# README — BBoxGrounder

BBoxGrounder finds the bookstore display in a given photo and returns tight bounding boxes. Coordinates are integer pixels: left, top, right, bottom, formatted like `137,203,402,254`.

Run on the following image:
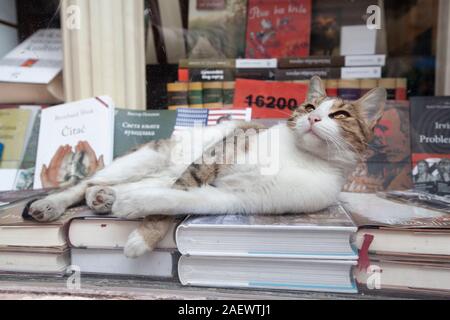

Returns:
0,0,449,300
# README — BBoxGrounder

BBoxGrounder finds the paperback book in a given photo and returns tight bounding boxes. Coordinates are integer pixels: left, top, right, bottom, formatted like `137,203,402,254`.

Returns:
33,97,115,189
410,97,450,195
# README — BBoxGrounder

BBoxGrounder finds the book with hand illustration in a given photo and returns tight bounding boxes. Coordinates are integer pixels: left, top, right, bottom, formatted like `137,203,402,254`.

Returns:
33,97,115,189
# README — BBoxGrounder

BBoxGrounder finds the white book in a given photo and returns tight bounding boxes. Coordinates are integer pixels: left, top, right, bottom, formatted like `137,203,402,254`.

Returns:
33,96,115,189
0,29,62,84
0,249,70,274
179,256,357,293
176,205,358,260
341,66,382,79
71,248,179,278
68,217,179,250
344,54,386,67
340,25,377,56
236,59,277,69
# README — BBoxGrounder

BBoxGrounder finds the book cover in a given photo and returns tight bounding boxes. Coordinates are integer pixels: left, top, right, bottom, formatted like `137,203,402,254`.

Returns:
245,0,311,58
0,29,62,84
33,97,115,189
114,109,176,158
0,109,32,169
410,97,450,195
187,0,248,59
344,101,412,192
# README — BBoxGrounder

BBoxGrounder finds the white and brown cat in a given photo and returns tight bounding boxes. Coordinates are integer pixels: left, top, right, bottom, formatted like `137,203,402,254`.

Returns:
29,76,386,257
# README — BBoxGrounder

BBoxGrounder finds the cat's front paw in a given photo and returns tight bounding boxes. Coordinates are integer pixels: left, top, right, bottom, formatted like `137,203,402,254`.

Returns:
29,199,65,222
85,186,116,214
124,230,150,258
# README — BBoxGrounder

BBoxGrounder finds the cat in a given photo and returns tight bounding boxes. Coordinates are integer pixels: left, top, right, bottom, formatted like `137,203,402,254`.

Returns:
29,76,386,258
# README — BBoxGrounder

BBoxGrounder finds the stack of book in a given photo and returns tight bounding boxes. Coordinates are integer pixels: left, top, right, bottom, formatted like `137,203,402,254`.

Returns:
0,199,74,275
341,192,450,295
176,205,359,294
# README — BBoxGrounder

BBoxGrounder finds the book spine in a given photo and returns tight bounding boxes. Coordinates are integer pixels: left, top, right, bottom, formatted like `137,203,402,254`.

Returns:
188,69,235,82
203,82,223,109
274,68,341,81
167,82,189,110
344,54,386,67
325,79,338,97
235,59,277,69
338,79,361,101
179,59,236,69
341,67,382,79
278,56,344,68
395,78,407,100
235,68,275,80
378,78,396,100
188,82,203,108
360,79,378,96
222,81,235,108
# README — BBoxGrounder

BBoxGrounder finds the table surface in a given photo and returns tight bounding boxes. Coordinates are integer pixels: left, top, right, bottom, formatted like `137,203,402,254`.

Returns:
0,275,445,300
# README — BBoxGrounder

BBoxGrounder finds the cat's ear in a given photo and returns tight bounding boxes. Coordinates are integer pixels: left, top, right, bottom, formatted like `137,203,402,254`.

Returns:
307,76,326,101
355,87,386,129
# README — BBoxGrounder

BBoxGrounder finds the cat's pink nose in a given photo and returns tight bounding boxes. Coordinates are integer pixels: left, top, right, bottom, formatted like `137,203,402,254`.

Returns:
308,115,321,125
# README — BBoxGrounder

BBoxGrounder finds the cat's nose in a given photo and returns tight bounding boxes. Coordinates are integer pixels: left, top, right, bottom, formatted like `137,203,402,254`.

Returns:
308,115,321,125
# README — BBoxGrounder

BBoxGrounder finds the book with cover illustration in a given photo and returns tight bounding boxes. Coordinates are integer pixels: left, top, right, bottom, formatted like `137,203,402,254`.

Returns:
410,97,450,195
114,109,176,158
344,101,412,193
33,97,115,190
176,204,357,259
245,0,311,58
0,108,34,191
187,0,247,59
0,29,64,104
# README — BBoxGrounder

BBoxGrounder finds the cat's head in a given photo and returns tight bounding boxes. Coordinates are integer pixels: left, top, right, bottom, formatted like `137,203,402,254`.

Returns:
288,76,386,165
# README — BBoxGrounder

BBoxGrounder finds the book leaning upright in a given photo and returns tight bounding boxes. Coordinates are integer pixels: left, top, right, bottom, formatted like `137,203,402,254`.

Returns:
177,205,359,293
33,96,115,189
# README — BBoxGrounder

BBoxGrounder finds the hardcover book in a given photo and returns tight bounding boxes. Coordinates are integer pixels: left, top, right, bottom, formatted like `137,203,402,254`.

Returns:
344,101,412,193
114,109,176,158
245,0,312,58
176,204,358,259
71,248,179,278
410,97,450,195
33,97,115,189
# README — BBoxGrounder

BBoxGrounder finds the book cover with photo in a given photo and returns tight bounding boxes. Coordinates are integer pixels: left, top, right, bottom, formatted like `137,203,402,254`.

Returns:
245,0,311,58
410,97,450,195
344,101,412,193
33,97,115,190
187,0,248,59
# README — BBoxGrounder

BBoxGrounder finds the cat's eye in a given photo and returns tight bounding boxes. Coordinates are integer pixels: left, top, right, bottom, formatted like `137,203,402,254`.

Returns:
330,111,351,119
304,104,315,113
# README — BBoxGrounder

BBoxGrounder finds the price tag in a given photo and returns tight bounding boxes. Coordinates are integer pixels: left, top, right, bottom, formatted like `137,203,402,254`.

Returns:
233,79,308,119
